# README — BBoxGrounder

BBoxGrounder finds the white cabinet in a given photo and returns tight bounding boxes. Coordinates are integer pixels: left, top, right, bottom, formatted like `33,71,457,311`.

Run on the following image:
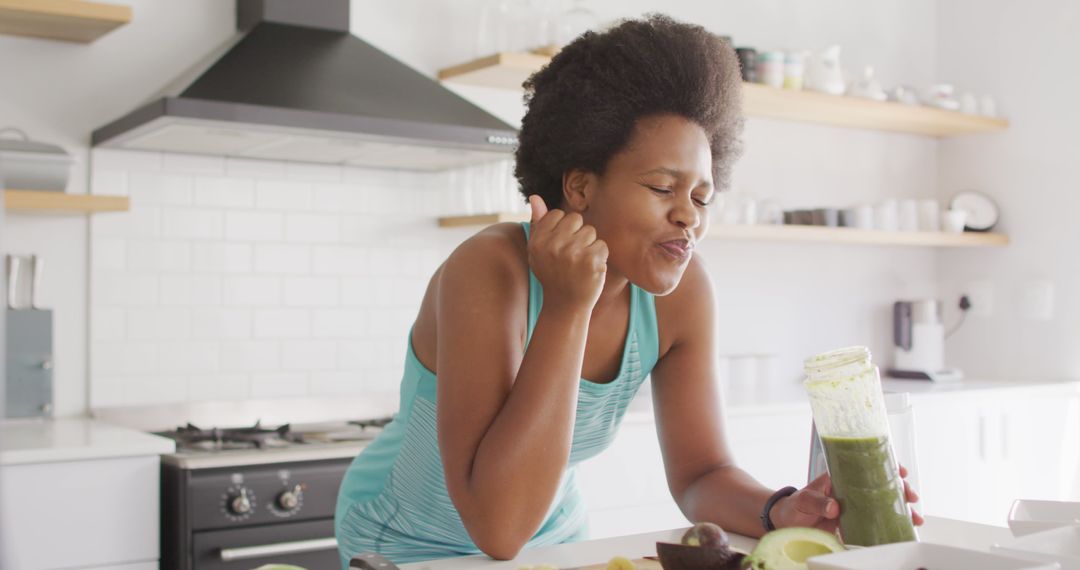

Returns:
577,383,1080,537
910,385,1080,526
0,455,161,570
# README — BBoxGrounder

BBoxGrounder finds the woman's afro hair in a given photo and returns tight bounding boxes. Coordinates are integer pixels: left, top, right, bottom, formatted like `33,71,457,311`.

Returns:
514,13,744,209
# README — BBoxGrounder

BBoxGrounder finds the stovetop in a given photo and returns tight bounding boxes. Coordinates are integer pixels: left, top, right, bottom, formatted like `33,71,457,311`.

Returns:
155,417,393,469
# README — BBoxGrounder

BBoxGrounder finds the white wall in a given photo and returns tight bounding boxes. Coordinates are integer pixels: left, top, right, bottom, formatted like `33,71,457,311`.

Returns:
936,0,1080,380
2,0,971,414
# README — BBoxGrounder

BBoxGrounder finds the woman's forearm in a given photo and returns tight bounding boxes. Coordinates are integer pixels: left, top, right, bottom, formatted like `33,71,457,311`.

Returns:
454,303,592,556
678,464,774,538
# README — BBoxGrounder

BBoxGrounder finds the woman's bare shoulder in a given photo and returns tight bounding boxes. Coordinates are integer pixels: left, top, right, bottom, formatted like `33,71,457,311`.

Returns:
438,222,530,290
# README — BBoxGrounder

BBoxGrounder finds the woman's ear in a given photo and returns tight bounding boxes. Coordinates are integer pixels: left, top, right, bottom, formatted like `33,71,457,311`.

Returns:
561,169,593,213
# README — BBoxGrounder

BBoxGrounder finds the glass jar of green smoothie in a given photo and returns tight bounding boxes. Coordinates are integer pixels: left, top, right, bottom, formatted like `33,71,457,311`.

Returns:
804,346,917,547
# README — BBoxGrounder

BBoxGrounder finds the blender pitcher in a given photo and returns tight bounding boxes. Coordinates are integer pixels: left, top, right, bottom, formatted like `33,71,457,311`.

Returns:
804,346,917,546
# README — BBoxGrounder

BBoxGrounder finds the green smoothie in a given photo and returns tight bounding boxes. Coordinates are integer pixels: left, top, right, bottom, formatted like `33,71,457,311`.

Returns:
821,435,917,546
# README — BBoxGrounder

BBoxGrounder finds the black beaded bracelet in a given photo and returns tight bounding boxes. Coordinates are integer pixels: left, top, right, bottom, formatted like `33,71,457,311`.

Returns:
761,486,798,532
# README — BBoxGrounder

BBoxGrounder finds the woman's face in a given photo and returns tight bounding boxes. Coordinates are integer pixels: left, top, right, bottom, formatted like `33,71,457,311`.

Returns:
577,113,714,296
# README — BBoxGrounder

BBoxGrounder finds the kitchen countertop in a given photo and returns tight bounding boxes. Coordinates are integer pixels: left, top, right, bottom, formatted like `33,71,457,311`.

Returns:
398,515,1014,569
0,417,175,466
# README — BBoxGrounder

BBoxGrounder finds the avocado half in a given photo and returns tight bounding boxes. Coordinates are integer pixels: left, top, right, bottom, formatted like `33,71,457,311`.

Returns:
742,527,844,570
655,541,744,570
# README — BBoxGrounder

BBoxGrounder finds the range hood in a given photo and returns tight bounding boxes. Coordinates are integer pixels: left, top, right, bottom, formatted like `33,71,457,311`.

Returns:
91,0,518,171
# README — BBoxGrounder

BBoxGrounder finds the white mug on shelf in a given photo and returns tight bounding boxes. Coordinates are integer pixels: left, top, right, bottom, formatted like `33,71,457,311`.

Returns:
942,209,968,234
918,199,941,232
899,199,919,232
875,199,899,232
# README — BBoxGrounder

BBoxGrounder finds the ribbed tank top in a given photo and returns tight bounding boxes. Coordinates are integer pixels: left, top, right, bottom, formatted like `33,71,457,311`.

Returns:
335,223,660,565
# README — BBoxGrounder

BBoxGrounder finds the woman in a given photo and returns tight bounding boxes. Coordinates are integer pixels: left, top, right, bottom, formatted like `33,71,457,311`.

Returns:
336,14,920,565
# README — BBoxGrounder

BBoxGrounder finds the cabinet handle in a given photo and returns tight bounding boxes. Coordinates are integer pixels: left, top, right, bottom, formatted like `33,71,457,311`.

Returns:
219,537,337,561
978,415,987,461
1001,414,1009,460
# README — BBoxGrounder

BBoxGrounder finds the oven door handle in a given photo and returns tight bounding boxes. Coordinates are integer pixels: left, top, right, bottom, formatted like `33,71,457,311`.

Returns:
219,537,338,561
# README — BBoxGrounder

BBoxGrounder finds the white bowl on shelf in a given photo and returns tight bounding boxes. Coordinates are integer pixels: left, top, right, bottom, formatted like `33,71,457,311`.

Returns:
806,542,1059,570
1009,499,1080,537
993,525,1080,570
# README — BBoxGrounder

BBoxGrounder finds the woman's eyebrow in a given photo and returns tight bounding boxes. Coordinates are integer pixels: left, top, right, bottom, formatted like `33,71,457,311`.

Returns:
638,166,682,177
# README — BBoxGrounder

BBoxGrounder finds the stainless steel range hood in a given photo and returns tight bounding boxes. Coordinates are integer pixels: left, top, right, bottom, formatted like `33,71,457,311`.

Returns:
91,0,518,171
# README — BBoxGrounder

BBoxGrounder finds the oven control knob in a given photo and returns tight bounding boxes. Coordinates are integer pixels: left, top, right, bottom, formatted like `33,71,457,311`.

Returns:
277,484,303,511
229,487,252,515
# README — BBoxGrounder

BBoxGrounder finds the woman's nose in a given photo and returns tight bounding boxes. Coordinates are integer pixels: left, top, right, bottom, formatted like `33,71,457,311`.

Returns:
670,198,701,229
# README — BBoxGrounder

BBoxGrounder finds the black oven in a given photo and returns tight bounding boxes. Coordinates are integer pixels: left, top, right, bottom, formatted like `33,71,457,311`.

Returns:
163,458,352,570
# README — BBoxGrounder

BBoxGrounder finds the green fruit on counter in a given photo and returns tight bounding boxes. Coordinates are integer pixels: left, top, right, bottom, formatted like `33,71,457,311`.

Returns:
742,527,844,570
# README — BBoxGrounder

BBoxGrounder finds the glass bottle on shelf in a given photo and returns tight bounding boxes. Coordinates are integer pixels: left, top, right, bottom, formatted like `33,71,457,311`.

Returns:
477,0,550,57
548,0,598,51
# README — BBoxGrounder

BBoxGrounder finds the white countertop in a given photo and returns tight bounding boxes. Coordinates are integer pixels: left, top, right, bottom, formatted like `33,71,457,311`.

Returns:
398,516,1014,569
0,417,175,466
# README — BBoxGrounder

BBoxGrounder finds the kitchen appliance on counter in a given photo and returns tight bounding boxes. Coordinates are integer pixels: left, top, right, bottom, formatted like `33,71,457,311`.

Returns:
5,254,53,418
887,300,963,382
96,398,397,570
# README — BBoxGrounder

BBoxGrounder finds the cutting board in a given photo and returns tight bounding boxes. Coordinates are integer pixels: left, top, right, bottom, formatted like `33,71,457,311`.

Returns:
572,558,663,570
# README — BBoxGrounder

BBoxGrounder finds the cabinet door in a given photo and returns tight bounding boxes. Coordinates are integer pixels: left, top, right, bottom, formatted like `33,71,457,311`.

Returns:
726,407,813,490
576,420,686,538
1000,391,1080,503
0,456,160,570
912,396,982,522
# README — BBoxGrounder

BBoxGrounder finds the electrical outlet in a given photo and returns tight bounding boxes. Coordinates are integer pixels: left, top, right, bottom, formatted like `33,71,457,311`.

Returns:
965,281,994,317
1018,280,1055,321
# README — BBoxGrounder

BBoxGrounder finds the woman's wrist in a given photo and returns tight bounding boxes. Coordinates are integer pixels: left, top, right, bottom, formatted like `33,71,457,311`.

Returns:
760,486,798,531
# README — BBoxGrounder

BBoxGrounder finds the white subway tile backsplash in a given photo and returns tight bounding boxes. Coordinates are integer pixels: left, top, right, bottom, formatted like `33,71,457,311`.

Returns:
225,211,284,241
126,308,190,340
309,371,365,395
256,180,312,210
338,340,381,370
227,157,286,180
158,342,219,374
254,308,311,338
254,244,310,274
286,162,341,183
192,243,252,273
161,209,223,240
129,173,194,206
91,308,126,341
91,206,160,238
89,151,484,405
221,341,280,372
188,374,250,401
340,276,377,307
223,276,281,306
91,170,128,197
281,340,337,370
251,372,309,398
91,238,126,271
92,342,159,376
311,183,368,213
312,246,368,275
191,308,252,340
122,376,188,405
285,213,340,243
283,277,338,306
163,153,225,175
128,241,191,272
312,309,366,338
92,149,163,172
93,272,159,306
194,177,255,208
160,275,222,306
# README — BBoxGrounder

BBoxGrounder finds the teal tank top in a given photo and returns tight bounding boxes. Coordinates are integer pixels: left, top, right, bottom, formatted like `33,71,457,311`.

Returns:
335,223,660,566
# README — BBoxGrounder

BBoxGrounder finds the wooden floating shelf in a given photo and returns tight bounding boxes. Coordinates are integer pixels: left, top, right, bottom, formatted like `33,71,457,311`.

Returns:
0,0,131,43
4,190,130,214
438,53,1009,137
436,213,1009,248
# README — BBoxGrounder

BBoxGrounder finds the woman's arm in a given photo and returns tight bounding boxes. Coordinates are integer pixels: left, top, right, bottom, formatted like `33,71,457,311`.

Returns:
651,256,784,537
437,198,608,559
